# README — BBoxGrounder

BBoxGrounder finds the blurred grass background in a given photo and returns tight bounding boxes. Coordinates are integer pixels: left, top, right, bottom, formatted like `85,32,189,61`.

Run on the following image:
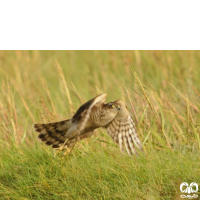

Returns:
0,50,200,199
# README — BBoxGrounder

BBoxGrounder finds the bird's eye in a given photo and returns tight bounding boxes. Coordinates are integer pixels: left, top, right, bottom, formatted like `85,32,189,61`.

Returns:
112,104,116,108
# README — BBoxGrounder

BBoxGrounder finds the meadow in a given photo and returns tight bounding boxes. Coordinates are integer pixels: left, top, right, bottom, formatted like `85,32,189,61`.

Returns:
0,50,200,199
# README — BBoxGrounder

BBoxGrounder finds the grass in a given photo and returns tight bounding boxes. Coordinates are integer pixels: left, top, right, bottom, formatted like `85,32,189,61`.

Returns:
0,50,200,199
1,144,199,200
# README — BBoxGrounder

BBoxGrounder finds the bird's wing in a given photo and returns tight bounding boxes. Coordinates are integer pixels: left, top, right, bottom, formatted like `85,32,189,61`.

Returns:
34,93,107,149
71,93,107,135
105,100,143,155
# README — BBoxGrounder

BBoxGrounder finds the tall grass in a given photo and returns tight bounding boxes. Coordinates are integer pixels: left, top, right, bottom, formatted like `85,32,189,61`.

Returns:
0,50,200,199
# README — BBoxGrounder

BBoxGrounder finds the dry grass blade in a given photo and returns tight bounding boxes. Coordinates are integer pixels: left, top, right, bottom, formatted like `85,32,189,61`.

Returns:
21,96,35,122
170,83,199,113
55,59,74,114
131,68,172,149
70,82,84,104
41,78,58,121
126,88,139,124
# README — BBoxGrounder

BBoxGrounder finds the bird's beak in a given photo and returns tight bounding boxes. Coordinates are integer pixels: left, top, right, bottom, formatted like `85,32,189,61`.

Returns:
116,105,120,110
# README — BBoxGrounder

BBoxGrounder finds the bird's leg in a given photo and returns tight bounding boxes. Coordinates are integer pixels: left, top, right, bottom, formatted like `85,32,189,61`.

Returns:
53,139,69,158
62,142,76,157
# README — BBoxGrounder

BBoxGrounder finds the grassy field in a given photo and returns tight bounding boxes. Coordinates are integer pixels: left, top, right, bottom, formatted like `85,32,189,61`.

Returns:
0,50,200,199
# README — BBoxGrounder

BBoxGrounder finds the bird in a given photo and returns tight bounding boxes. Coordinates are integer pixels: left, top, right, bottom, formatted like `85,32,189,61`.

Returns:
34,93,143,156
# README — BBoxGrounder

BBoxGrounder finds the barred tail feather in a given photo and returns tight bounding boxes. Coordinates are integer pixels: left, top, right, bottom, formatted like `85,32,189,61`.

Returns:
34,119,72,148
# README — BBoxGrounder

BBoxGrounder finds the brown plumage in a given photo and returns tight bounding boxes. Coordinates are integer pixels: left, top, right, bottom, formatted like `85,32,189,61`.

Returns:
34,93,143,155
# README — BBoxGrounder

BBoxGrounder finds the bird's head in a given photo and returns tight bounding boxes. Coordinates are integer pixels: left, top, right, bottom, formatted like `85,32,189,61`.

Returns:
105,102,121,111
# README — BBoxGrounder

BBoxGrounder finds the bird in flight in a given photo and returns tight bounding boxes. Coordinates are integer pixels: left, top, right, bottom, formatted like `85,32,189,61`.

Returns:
34,93,143,156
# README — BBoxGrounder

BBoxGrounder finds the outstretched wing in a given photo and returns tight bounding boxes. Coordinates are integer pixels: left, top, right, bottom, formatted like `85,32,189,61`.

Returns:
70,93,107,136
34,93,107,148
105,100,143,155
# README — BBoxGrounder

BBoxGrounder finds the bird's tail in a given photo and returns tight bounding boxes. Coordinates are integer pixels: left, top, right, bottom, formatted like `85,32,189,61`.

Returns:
34,119,72,148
